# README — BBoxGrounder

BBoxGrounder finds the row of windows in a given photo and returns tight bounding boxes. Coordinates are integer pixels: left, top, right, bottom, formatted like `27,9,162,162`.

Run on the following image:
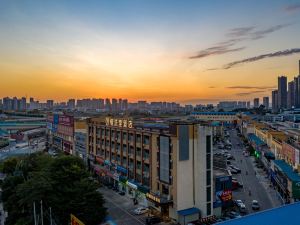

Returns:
89,126,150,145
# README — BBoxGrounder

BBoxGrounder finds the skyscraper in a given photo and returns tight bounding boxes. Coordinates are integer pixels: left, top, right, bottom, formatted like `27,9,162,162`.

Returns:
272,90,278,112
263,97,269,109
278,76,287,109
253,98,259,108
67,99,76,109
287,81,295,109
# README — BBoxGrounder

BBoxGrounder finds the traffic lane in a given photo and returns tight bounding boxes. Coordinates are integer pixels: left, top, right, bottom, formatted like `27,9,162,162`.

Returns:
229,130,273,212
99,187,146,225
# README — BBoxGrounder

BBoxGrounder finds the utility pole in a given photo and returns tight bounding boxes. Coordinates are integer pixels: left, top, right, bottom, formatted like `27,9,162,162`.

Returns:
49,207,53,225
40,200,44,225
33,201,37,225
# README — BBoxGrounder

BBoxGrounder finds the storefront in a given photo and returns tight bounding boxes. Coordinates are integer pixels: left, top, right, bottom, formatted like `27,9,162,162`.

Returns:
146,192,173,219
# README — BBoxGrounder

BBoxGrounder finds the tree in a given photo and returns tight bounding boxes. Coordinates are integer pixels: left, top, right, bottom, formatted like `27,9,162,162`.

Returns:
1,154,107,225
2,157,18,175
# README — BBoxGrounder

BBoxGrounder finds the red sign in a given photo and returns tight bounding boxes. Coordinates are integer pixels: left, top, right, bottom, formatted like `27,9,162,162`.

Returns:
220,190,232,201
58,115,74,126
96,156,104,164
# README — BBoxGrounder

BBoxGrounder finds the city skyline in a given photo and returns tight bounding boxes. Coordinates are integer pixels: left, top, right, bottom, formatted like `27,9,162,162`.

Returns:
1,0,300,103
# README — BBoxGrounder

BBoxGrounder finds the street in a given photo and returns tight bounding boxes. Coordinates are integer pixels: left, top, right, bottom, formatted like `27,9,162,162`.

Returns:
99,187,147,225
228,129,282,214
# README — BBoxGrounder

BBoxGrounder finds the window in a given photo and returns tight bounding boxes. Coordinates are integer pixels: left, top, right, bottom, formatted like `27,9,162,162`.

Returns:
143,135,150,145
206,170,211,186
206,154,211,169
136,147,141,157
206,135,211,154
123,132,127,140
136,134,141,143
207,203,211,215
206,186,211,202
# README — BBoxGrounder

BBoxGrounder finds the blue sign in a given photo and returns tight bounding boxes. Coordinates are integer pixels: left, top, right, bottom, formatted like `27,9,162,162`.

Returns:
117,165,127,174
53,114,59,124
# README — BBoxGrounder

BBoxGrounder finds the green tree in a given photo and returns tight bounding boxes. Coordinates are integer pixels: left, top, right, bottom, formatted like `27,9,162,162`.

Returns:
2,154,107,225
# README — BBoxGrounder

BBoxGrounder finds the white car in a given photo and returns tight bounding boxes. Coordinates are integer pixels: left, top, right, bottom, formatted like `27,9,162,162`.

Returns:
133,207,148,215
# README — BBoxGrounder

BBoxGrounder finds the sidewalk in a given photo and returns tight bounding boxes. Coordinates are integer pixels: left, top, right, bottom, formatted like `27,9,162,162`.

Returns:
251,158,283,208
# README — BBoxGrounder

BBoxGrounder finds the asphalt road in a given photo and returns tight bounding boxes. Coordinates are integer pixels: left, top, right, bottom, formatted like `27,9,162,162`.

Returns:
99,187,147,225
228,129,282,214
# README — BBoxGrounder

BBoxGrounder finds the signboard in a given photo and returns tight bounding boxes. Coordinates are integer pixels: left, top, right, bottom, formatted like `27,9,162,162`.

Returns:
57,124,74,136
59,115,74,126
71,214,85,225
292,181,300,199
295,149,300,165
105,117,133,128
146,193,161,203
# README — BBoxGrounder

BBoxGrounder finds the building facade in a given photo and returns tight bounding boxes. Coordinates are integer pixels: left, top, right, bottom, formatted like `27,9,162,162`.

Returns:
87,117,213,223
47,114,74,154
278,76,287,109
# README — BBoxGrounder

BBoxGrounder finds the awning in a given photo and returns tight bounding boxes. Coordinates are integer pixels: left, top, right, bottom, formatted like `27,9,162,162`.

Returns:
177,207,200,216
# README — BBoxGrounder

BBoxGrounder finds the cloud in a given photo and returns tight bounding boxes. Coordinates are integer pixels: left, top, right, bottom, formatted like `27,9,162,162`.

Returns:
250,24,292,40
285,4,300,12
236,90,266,96
227,86,276,90
227,26,255,37
188,40,245,59
223,48,300,69
189,24,292,59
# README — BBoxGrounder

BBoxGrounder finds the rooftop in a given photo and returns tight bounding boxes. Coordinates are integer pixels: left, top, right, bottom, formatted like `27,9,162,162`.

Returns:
217,202,300,225
192,112,237,116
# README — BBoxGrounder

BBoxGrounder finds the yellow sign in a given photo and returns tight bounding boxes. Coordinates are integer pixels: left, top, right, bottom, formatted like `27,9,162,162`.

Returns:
146,193,161,203
71,214,85,225
105,117,133,128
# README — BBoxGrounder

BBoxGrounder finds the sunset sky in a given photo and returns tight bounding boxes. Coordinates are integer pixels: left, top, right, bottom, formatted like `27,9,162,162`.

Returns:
1,0,300,104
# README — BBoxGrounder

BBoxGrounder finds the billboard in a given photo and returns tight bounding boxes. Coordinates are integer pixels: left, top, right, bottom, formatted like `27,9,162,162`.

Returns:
58,115,74,126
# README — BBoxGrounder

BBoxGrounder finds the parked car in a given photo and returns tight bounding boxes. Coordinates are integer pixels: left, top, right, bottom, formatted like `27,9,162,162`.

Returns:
227,211,242,219
230,169,238,174
146,216,161,225
133,207,149,215
252,200,260,210
234,199,243,207
229,165,241,173
118,191,125,196
239,203,247,213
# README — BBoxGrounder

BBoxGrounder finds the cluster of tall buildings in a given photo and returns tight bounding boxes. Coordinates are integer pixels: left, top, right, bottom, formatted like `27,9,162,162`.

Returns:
272,61,300,112
217,101,251,110
2,97,27,111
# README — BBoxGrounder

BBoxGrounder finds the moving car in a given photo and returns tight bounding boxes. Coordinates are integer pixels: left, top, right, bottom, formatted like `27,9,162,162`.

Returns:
230,168,238,174
252,200,260,210
146,216,161,225
133,207,148,215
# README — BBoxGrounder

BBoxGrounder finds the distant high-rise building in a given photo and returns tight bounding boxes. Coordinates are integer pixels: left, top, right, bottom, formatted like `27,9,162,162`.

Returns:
253,98,259,108
287,81,295,109
123,99,128,110
105,98,111,111
67,99,76,109
272,90,278,112
294,76,300,108
246,101,251,108
263,97,269,109
0,99,2,110
111,98,118,112
278,76,287,109
20,97,27,111
46,100,54,109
